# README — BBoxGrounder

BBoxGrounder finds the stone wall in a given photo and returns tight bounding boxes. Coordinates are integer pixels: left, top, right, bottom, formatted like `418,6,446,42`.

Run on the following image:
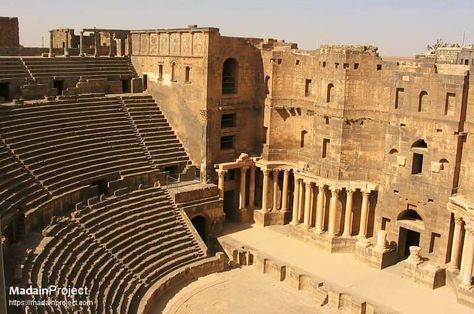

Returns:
0,17,19,48
262,44,470,265
130,27,265,180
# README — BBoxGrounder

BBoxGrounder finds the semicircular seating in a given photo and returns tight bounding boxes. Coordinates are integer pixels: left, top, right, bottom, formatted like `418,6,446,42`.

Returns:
22,186,205,314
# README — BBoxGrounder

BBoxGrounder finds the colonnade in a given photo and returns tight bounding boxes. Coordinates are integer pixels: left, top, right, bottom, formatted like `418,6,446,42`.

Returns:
277,174,372,238
215,160,376,239
48,29,128,58
449,215,474,287
217,164,256,211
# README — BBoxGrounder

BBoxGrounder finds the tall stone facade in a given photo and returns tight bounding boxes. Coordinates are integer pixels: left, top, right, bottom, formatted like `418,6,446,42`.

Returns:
0,17,19,48
130,26,265,181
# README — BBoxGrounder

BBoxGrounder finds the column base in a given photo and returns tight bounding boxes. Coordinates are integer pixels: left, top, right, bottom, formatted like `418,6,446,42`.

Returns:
254,209,291,227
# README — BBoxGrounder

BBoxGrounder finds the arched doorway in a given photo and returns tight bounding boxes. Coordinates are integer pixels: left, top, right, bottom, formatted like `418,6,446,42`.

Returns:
191,215,207,244
397,209,424,260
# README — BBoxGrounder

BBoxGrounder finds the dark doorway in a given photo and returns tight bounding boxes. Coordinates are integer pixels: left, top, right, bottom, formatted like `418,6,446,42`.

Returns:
191,216,207,243
122,79,131,93
398,227,420,260
143,74,148,90
91,179,108,196
0,82,10,102
53,80,64,96
223,190,235,219
165,165,178,177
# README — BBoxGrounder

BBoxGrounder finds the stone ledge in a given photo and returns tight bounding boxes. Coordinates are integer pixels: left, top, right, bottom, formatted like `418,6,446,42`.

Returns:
403,260,446,289
354,239,397,269
137,253,227,314
218,235,399,314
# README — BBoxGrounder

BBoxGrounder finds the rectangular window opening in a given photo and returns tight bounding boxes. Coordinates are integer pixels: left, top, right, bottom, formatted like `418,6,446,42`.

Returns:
305,79,312,96
185,66,191,82
322,138,330,158
395,87,404,109
220,135,235,150
221,113,236,128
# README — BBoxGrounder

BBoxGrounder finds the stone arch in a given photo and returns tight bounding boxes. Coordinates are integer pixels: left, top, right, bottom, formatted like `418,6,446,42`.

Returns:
326,83,334,103
389,148,398,155
418,91,428,112
411,139,428,149
300,130,307,148
397,209,423,222
222,58,238,94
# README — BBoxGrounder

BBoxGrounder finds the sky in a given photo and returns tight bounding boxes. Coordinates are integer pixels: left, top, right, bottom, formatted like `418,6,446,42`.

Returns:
1,0,473,56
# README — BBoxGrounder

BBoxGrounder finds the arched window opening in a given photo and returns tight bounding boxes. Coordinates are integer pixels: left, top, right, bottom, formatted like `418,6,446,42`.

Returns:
389,148,398,155
222,58,237,94
265,75,270,95
439,158,449,170
300,130,307,148
411,139,428,149
411,139,427,175
418,91,428,112
397,209,423,221
326,83,334,103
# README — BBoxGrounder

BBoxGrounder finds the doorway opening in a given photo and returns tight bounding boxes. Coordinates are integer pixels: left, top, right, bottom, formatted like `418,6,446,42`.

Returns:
143,74,148,90
0,82,10,102
398,227,420,260
122,79,131,93
53,80,64,95
223,190,235,220
191,215,207,243
91,179,108,196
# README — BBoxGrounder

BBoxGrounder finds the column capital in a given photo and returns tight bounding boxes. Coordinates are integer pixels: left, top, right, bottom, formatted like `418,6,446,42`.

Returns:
283,168,291,174
241,166,249,172
273,168,279,174
329,185,340,194
466,222,474,235
217,168,227,177
454,215,463,226
362,190,371,198
262,168,272,176
346,187,355,195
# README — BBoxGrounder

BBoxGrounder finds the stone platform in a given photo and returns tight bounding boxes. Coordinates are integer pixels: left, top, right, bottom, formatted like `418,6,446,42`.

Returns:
218,222,471,314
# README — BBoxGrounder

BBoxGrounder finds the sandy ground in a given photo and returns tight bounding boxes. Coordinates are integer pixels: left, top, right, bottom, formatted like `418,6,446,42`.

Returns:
158,267,342,314
218,223,471,314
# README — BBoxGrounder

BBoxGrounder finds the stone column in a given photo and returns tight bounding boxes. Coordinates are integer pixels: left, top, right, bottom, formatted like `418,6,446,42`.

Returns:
449,215,464,271
297,179,305,222
358,190,371,238
272,169,279,211
48,30,54,57
239,167,248,210
328,186,340,236
290,178,300,224
303,182,312,227
217,169,227,199
261,169,271,212
248,165,255,211
64,30,70,57
108,32,115,57
281,169,290,212
79,31,85,56
314,184,325,233
342,188,354,237
94,30,99,57
461,225,474,287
